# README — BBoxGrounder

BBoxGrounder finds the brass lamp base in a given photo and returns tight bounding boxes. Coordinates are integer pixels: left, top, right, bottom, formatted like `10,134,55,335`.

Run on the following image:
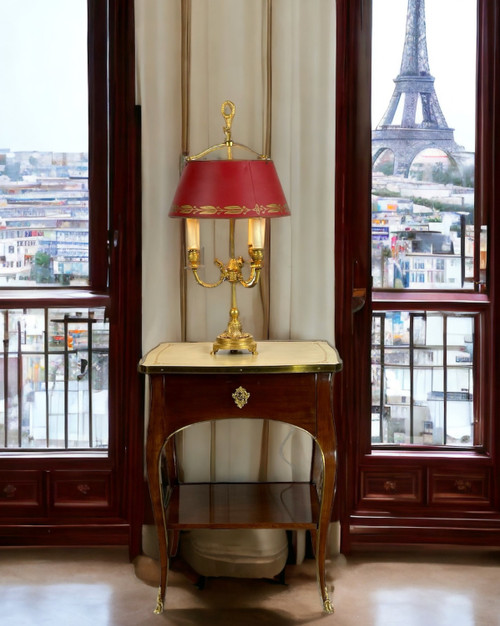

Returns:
211,300,258,355
211,331,257,355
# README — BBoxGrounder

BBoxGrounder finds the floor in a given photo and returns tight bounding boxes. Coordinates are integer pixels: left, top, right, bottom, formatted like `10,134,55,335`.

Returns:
0,546,499,626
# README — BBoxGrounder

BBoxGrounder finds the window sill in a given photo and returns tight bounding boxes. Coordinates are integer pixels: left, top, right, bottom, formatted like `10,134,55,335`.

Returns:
372,290,489,311
369,448,490,461
0,288,109,308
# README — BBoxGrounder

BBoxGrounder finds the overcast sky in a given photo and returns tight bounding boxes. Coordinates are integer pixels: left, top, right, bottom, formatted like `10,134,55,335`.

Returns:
0,0,87,153
373,0,477,152
0,0,477,154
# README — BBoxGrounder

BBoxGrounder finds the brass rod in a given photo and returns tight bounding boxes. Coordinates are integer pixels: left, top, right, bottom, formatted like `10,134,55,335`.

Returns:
180,0,191,342
264,0,272,158
262,0,273,340
181,0,191,157
229,220,238,320
229,219,236,258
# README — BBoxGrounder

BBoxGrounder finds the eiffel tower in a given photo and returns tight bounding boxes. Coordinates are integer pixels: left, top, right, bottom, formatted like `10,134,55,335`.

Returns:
372,0,465,178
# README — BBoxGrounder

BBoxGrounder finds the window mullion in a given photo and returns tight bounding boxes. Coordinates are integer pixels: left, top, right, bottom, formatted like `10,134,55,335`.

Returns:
44,309,50,448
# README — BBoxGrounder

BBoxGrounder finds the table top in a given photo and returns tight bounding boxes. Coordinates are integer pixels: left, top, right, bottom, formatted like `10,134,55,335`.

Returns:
138,340,342,374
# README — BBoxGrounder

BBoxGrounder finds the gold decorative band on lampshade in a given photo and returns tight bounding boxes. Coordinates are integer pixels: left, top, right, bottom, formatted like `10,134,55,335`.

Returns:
169,159,290,219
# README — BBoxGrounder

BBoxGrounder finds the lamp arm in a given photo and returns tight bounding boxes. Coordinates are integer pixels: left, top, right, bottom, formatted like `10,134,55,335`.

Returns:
191,268,226,289
188,251,226,288
239,246,263,288
239,265,261,289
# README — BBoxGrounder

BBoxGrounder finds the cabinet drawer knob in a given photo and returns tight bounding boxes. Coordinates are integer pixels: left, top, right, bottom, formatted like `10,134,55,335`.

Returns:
384,480,397,493
232,386,250,409
77,483,91,495
454,479,472,493
2,484,17,498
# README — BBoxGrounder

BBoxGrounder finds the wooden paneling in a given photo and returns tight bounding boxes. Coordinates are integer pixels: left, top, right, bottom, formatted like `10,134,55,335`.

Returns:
360,469,423,504
50,470,113,512
0,470,44,515
429,469,491,505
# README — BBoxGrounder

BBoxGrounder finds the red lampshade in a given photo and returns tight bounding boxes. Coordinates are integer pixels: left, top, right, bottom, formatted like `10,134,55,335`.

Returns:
170,159,290,219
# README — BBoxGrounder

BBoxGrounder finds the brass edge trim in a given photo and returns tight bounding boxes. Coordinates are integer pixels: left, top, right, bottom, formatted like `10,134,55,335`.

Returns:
138,363,342,375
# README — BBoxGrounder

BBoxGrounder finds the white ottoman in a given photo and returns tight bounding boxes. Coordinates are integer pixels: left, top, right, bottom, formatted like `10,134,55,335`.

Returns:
179,528,289,579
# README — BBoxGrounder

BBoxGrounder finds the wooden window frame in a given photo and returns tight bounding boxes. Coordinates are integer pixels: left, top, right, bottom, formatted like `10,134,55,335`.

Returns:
0,0,143,556
334,0,500,546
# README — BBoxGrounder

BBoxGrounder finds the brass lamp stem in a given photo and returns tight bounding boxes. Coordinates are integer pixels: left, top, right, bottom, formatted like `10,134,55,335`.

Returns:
211,218,258,355
229,218,235,256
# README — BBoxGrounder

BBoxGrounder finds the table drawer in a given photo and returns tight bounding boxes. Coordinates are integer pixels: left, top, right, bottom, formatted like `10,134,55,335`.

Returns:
429,469,491,505
161,373,318,434
49,470,113,512
0,470,45,515
360,469,423,504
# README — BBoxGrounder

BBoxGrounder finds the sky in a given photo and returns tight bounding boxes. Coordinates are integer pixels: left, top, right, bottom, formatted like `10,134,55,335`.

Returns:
373,0,477,152
0,0,477,154
0,0,88,153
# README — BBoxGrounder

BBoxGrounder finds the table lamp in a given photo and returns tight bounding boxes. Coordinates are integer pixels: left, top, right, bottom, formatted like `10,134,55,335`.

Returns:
169,101,290,354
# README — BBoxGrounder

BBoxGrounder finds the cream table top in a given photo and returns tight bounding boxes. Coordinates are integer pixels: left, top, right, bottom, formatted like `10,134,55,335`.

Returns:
138,340,342,374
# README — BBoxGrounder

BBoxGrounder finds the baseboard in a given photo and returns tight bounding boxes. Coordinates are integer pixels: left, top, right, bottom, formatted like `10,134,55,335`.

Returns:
0,523,130,547
343,515,500,550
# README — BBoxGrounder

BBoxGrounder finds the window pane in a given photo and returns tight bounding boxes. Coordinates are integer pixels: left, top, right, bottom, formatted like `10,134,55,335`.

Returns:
0,308,108,449
371,311,476,446
0,0,88,286
372,0,477,290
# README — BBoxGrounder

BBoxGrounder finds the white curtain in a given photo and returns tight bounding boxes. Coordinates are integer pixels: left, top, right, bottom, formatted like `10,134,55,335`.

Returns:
136,0,337,558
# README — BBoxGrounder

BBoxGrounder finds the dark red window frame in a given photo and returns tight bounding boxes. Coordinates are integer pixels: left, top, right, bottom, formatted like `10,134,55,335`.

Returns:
0,0,143,556
334,0,500,527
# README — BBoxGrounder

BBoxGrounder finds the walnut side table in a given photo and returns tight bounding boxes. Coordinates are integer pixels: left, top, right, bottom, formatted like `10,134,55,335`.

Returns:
139,340,342,614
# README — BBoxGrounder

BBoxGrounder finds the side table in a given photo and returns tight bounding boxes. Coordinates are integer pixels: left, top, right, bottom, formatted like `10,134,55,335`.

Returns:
139,340,342,613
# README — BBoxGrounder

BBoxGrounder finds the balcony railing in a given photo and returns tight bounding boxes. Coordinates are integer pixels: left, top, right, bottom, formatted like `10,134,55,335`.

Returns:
0,307,109,450
371,311,475,447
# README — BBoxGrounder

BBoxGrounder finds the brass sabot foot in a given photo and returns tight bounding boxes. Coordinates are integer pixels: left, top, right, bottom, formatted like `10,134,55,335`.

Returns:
153,587,164,614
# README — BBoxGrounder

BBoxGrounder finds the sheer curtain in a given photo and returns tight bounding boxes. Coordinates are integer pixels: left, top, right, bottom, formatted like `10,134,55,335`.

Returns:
136,0,337,560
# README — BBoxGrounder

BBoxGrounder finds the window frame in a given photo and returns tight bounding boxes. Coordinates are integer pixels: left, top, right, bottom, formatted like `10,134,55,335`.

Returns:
0,0,142,555
0,1,112,454
334,0,500,533
369,0,489,453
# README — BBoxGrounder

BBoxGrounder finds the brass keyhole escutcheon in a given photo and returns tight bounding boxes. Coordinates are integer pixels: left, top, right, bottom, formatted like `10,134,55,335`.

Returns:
232,386,250,409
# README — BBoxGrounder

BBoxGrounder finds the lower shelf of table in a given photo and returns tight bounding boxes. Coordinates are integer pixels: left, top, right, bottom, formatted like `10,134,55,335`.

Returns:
163,482,320,530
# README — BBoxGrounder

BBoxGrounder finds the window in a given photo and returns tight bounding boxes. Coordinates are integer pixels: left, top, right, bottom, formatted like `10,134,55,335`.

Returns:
371,0,482,449
0,0,141,553
0,0,139,455
0,0,91,288
1,307,109,449
335,0,500,551
371,311,475,445
0,0,110,452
